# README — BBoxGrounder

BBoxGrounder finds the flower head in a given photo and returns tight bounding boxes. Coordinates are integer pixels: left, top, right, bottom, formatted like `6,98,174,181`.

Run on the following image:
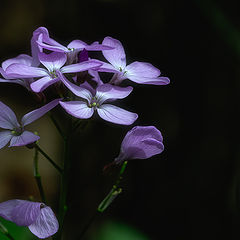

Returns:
100,37,170,85
114,126,164,164
59,74,138,125
0,199,59,239
0,99,60,149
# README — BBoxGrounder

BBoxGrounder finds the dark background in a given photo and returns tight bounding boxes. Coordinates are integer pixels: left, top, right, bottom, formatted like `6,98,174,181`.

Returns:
0,0,240,239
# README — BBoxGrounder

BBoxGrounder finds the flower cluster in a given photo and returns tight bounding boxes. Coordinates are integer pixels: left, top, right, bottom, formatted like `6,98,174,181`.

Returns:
0,27,169,239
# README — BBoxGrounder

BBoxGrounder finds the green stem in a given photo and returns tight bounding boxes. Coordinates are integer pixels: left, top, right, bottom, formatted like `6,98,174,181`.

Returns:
33,148,46,203
0,221,15,240
35,144,63,174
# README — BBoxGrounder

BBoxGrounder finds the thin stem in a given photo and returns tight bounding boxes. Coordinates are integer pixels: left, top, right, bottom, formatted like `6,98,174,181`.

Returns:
33,147,46,203
0,221,15,240
35,144,63,174
48,112,66,140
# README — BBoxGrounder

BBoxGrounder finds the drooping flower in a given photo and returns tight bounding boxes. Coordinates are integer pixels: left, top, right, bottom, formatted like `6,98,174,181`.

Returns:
31,27,113,64
59,74,138,125
0,54,35,91
114,126,164,164
0,199,59,239
99,37,170,85
4,52,102,92
0,99,60,149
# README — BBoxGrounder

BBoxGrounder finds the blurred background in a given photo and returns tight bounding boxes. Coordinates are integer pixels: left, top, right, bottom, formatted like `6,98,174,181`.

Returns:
0,0,240,239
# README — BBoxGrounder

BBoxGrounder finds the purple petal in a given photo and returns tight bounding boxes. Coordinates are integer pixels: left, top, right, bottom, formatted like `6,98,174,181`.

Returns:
95,61,120,73
2,54,33,71
102,37,126,69
0,199,20,221
88,70,103,86
11,201,42,226
0,78,27,86
97,104,138,125
61,60,102,73
30,76,59,93
28,206,59,239
21,99,60,126
58,73,92,101
5,64,47,78
9,131,40,147
38,52,67,72
67,40,113,51
0,130,13,149
127,76,170,85
96,84,133,104
0,101,19,129
125,61,161,78
115,126,164,162
60,101,94,119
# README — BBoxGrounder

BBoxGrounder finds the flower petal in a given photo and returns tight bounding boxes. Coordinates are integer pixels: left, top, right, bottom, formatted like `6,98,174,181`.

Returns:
60,101,94,119
5,64,47,78
2,54,33,71
127,76,170,85
21,99,60,126
38,52,67,72
11,201,42,226
0,130,13,149
96,84,133,104
125,61,161,78
102,37,126,69
30,76,59,93
0,101,19,129
0,199,20,221
97,104,138,125
0,78,27,86
9,131,40,147
28,206,59,239
58,73,92,101
61,60,102,73
68,40,113,51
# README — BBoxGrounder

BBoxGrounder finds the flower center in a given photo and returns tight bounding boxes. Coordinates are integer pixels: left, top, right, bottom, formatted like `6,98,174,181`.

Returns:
88,97,100,108
11,127,23,136
49,69,57,79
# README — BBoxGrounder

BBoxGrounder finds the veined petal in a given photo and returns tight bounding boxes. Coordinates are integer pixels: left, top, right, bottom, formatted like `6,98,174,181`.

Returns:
38,52,67,72
9,131,40,147
97,104,138,125
2,54,33,71
5,64,47,78
96,84,133,104
28,206,59,239
102,37,126,69
125,61,161,78
61,60,102,73
60,101,94,119
95,61,120,73
11,201,42,226
0,101,19,129
21,99,60,126
30,76,59,93
58,73,92,101
68,40,113,51
0,199,20,221
127,75,170,85
0,130,13,149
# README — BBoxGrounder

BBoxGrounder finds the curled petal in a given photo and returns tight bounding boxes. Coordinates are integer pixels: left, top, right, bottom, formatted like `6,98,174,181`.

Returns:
60,101,94,119
0,199,20,221
97,104,138,125
102,37,126,69
30,76,59,93
0,130,12,149
21,99,60,126
2,54,33,71
11,201,42,226
68,40,113,51
0,101,19,129
9,131,40,147
38,52,67,72
96,84,133,104
28,206,59,239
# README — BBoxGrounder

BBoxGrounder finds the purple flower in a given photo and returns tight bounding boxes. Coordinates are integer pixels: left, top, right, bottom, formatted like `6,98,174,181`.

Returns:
0,54,35,90
32,27,113,64
0,99,60,149
100,37,170,85
4,52,102,93
0,199,59,239
59,74,138,125
114,126,164,164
